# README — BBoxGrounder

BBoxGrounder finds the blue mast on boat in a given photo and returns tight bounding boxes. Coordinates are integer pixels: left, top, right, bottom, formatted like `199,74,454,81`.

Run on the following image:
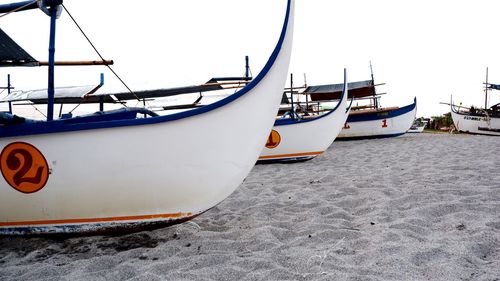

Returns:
0,0,63,121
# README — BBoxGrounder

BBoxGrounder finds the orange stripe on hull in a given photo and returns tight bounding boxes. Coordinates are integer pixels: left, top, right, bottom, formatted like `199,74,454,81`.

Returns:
0,212,193,227
258,151,323,160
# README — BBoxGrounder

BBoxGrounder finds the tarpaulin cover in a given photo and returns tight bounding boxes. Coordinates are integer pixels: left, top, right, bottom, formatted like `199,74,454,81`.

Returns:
1,85,110,104
0,28,38,67
305,80,376,101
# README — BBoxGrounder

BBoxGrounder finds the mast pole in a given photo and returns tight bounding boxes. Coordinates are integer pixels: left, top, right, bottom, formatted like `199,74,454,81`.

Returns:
485,67,489,110
369,61,378,109
46,4,58,121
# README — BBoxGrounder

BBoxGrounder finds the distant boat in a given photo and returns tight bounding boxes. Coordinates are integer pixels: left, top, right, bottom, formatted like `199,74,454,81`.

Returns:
449,68,500,136
0,0,295,235
258,69,350,163
407,119,427,133
304,64,416,140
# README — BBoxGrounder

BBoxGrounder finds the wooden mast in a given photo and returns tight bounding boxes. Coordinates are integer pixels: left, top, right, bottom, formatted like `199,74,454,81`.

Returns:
369,61,378,109
485,67,489,110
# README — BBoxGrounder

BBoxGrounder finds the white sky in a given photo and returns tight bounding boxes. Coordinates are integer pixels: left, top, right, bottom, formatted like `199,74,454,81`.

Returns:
1,0,500,118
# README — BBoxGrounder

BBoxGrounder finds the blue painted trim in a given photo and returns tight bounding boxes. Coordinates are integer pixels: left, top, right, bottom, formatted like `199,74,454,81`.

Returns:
336,132,406,141
347,97,416,123
274,68,347,127
0,0,292,138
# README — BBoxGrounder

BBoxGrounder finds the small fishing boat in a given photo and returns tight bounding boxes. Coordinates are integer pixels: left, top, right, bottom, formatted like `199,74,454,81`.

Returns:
449,68,500,136
306,65,416,140
407,119,427,133
258,69,350,163
0,0,294,235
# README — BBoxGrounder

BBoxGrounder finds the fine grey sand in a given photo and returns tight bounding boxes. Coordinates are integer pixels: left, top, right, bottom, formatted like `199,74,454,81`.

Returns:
0,133,499,281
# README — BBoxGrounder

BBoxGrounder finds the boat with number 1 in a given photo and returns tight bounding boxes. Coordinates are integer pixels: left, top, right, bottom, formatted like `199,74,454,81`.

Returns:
305,65,416,140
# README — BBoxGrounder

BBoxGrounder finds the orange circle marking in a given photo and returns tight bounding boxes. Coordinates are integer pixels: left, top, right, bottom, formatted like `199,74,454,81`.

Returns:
0,142,49,194
265,129,281,149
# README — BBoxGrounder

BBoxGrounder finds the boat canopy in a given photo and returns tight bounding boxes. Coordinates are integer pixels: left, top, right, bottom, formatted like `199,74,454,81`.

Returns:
305,80,379,101
0,28,38,67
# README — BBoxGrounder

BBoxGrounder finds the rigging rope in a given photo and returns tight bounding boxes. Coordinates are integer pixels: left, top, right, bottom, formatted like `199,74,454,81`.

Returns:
30,103,47,118
0,0,38,19
61,4,140,103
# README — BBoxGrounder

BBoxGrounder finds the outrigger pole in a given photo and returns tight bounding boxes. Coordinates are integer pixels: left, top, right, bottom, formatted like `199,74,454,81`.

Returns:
0,0,38,13
39,60,114,66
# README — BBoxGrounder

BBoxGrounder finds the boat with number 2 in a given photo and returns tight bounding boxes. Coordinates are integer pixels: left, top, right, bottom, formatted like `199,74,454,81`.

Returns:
0,0,294,235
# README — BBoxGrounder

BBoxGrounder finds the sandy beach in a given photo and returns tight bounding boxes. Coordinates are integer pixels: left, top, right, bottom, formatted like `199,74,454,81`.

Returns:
0,133,499,281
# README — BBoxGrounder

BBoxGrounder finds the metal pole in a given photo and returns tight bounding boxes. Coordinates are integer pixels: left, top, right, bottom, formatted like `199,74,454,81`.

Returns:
304,73,309,114
290,73,294,120
485,67,489,109
245,56,250,79
7,74,12,113
369,61,378,109
47,5,58,121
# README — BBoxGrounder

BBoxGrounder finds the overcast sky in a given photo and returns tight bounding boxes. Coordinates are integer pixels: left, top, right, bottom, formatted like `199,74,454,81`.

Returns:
1,0,500,118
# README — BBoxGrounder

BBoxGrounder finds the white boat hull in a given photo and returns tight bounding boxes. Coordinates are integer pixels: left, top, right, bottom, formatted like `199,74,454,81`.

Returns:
337,98,417,140
0,0,295,235
451,106,500,136
258,70,349,163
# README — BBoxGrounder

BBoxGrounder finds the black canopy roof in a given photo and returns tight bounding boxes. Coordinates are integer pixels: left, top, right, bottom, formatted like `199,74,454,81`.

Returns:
0,28,38,67
305,80,379,101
